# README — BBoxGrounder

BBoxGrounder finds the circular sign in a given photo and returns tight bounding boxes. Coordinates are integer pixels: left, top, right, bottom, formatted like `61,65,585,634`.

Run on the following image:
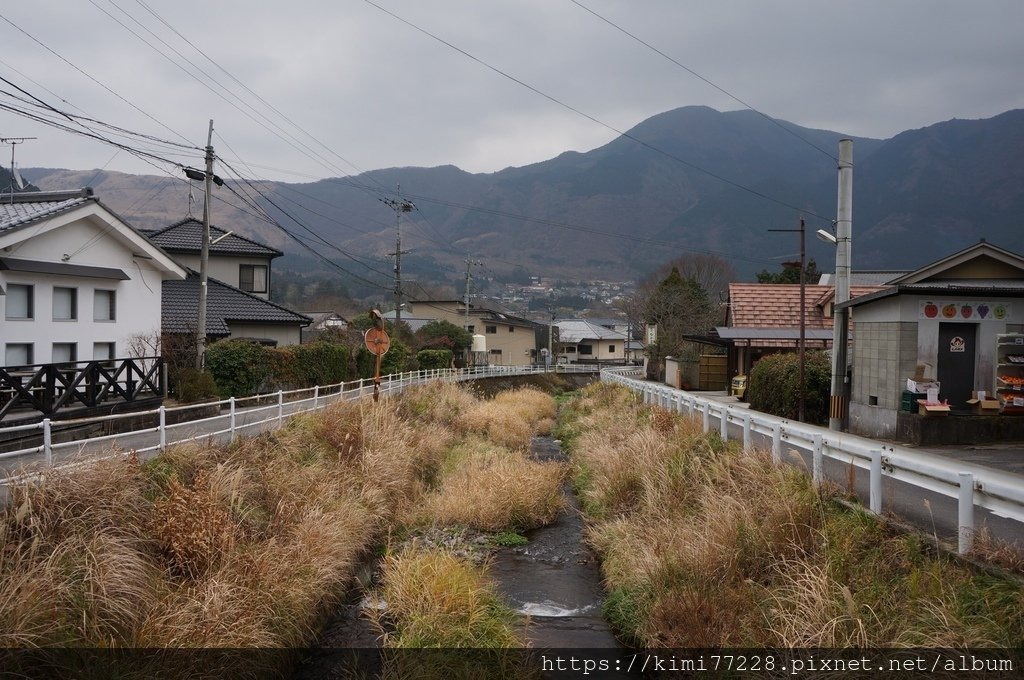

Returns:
364,328,391,356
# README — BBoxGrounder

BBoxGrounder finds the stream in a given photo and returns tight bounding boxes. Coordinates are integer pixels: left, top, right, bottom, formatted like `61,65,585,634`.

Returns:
295,435,621,678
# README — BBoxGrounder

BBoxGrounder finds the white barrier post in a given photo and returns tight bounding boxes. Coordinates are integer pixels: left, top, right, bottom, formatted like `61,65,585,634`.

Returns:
812,434,823,486
720,407,728,441
229,397,237,443
43,418,52,465
277,390,284,426
958,472,975,555
159,406,167,451
314,385,320,409
870,450,882,514
771,423,782,465
702,402,711,433
742,413,752,451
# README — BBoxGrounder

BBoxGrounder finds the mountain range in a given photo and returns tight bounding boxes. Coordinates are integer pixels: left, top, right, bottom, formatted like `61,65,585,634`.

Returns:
17,105,1024,286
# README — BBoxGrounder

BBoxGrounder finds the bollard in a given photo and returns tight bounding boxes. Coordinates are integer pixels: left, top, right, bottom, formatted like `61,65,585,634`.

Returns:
742,414,752,451
720,407,728,441
314,385,320,409
958,472,975,555
702,402,711,433
869,450,882,514
278,390,284,427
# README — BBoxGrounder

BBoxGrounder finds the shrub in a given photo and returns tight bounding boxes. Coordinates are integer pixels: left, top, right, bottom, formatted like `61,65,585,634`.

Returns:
270,342,350,389
204,339,272,397
416,349,453,371
355,338,411,379
745,350,832,424
174,368,218,403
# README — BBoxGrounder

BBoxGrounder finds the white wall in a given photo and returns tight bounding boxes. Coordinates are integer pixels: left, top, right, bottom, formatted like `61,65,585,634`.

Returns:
173,254,273,299
227,323,302,347
1,211,181,365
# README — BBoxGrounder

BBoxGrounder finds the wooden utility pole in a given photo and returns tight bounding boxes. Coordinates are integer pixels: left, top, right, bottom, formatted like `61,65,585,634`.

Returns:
196,120,214,369
768,217,807,422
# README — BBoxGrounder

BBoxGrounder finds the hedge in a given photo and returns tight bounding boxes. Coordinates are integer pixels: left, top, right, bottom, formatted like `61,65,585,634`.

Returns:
355,338,411,379
416,349,453,371
204,340,351,398
745,350,832,425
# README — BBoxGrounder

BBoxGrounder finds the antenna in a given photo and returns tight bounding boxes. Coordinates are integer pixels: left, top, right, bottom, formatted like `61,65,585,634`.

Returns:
1,137,36,201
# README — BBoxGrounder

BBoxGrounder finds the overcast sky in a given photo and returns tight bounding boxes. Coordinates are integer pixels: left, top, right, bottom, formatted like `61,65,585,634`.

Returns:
2,1,1023,183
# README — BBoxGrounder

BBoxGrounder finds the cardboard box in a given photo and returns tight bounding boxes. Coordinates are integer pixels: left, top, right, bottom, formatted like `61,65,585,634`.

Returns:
917,400,950,416
967,398,1000,413
912,363,934,381
907,378,941,394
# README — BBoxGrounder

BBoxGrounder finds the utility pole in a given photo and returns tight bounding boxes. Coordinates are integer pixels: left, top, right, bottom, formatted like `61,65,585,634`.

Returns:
829,139,853,431
196,120,214,369
768,218,807,422
462,258,482,332
381,188,413,332
2,137,35,201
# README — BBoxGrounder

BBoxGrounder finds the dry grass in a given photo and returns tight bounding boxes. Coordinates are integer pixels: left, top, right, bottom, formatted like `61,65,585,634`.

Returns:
373,548,521,648
1,380,569,653
561,382,1024,648
415,437,565,532
458,388,556,450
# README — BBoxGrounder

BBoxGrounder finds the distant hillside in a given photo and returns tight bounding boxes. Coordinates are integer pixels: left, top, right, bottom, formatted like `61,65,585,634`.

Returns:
22,106,1024,284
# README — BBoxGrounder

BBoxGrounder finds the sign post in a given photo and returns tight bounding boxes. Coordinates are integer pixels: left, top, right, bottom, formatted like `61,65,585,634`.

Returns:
364,326,391,403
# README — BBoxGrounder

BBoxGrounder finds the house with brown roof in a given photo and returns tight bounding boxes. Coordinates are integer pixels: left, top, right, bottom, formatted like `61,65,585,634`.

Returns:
718,282,886,380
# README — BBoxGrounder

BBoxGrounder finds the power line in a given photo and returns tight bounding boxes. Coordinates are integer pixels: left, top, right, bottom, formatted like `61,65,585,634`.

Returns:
568,0,838,162
363,0,834,225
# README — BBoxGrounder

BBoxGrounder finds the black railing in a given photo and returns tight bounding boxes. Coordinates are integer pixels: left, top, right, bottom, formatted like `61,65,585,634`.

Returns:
0,356,163,420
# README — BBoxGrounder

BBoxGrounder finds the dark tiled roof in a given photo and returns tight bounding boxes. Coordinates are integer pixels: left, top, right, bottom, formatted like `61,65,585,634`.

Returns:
146,218,282,258
0,189,97,234
162,272,310,335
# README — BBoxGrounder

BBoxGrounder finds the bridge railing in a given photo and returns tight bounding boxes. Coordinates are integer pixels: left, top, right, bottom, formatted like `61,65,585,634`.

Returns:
599,367,1024,555
0,364,598,483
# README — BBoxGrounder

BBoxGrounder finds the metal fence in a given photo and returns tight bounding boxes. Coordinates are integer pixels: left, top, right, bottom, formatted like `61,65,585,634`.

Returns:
601,369,1024,555
0,364,599,486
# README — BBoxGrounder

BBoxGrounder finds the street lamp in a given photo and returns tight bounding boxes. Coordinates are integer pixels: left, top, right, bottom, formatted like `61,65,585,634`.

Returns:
816,228,837,244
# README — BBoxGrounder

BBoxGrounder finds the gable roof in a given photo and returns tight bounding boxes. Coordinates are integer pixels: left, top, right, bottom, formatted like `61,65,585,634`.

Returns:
556,319,629,343
0,189,97,233
887,240,1024,285
727,283,832,330
162,271,310,335
144,218,283,258
0,188,185,278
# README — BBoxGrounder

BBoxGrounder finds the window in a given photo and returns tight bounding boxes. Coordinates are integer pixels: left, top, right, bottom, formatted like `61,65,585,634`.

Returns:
489,349,503,355
53,287,78,321
93,342,115,361
566,346,577,353
94,290,116,322
508,326,514,333
52,343,77,363
239,264,268,293
467,325,475,333
5,284,33,320
608,344,617,353
5,343,33,367
485,325,497,334
579,344,594,355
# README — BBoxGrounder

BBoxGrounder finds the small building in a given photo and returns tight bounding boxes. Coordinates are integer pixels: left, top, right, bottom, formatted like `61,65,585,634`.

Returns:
399,300,541,366
1,189,186,365
554,319,629,364
838,241,1024,442
300,311,349,343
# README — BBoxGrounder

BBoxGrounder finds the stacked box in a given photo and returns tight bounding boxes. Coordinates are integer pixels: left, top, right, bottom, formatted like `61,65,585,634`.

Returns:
901,390,926,413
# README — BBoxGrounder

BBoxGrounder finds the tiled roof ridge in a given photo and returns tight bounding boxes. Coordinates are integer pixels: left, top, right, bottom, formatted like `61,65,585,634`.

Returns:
196,270,311,323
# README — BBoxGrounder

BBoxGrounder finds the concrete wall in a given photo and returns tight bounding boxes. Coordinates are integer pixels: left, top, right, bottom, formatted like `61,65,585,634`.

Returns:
174,254,273,299
226,323,302,347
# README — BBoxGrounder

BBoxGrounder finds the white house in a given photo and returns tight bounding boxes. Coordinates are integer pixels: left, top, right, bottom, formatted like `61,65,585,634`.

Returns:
1,189,186,366
554,319,630,364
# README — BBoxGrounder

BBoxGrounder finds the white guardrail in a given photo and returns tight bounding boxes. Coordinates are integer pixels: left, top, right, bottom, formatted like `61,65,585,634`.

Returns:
601,368,1024,555
0,364,601,485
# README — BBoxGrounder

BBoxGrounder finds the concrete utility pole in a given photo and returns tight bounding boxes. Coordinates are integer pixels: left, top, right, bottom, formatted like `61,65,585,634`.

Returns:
196,120,215,369
462,258,482,331
829,139,853,430
382,188,413,331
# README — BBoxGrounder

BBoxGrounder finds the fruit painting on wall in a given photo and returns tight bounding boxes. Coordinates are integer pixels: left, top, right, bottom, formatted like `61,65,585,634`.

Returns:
919,301,1012,321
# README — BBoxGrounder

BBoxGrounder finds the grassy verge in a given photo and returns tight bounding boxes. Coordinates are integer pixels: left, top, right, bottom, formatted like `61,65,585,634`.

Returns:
561,382,1024,647
0,381,563,657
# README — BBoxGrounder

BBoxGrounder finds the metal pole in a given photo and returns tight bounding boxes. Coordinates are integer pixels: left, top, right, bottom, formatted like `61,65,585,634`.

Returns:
958,472,975,555
830,139,853,430
812,433,823,486
799,218,806,423
869,449,882,514
196,120,214,369
159,406,167,451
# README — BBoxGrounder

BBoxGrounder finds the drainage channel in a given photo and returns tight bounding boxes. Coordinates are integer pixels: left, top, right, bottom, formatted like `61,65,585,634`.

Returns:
295,436,621,678
488,435,621,649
